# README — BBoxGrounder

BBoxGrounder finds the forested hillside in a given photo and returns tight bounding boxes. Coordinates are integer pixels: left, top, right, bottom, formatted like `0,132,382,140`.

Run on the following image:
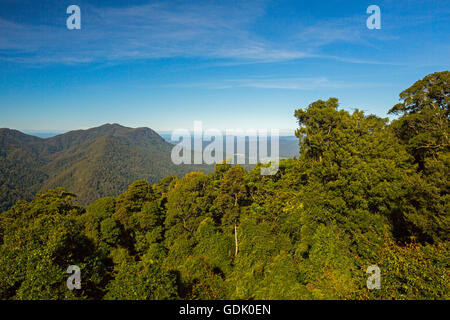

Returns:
0,124,209,211
0,71,448,300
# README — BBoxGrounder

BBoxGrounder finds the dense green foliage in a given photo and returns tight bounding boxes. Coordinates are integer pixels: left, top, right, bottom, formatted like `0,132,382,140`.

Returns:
0,72,448,300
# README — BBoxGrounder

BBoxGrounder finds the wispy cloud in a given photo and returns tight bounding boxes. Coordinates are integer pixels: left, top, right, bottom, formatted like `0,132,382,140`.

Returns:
0,1,308,64
158,76,391,90
0,0,446,65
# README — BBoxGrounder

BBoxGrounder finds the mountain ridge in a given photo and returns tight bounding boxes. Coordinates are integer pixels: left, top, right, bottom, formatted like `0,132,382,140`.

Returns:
0,124,208,211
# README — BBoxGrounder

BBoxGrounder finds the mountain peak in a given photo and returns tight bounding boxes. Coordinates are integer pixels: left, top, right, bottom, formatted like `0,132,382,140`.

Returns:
100,123,126,129
0,122,200,211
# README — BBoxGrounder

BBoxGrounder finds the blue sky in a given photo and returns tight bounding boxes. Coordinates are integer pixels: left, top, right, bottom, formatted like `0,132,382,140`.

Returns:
0,0,449,133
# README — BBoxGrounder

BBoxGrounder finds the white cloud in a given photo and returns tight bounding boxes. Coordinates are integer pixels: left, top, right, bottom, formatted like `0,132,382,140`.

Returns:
0,1,444,65
0,1,308,64
158,76,391,90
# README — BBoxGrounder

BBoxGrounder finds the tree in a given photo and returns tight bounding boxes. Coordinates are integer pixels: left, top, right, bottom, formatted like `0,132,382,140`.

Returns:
0,189,109,299
388,71,449,242
389,71,449,170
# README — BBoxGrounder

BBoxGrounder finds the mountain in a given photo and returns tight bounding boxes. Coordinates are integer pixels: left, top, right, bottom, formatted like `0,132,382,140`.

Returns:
0,123,302,212
0,124,209,211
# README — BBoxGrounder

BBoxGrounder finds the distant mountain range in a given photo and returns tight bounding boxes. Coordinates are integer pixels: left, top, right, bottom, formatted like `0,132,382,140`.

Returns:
159,133,300,159
0,124,299,212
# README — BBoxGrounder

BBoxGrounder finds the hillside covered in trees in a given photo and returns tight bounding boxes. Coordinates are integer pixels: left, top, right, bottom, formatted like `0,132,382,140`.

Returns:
0,71,448,300
0,123,210,212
